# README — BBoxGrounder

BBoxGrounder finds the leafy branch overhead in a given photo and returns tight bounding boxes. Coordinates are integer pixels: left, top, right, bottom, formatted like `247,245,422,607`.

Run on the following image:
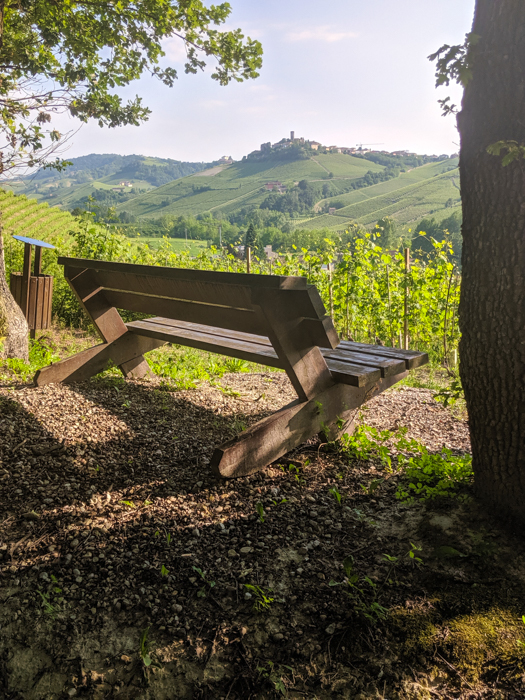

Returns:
429,31,525,165
428,33,480,116
0,0,263,175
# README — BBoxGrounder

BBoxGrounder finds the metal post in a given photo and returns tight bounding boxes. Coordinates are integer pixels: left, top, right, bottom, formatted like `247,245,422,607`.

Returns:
34,246,42,276
246,246,251,273
219,225,222,248
21,242,32,321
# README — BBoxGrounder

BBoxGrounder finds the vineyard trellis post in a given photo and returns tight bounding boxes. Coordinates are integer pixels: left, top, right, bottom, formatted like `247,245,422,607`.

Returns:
386,263,394,348
404,247,410,350
328,262,334,319
246,246,251,273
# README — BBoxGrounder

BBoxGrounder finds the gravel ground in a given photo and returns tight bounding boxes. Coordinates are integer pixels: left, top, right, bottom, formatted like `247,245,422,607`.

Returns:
1,371,524,700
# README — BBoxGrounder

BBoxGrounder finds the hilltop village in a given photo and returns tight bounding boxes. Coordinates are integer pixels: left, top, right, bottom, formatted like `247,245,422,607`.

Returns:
240,131,457,162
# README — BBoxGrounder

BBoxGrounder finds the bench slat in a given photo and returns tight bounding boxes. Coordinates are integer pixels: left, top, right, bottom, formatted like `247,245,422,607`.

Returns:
322,348,405,377
127,319,285,369
77,268,255,311
103,290,263,336
143,318,402,378
127,318,386,387
339,341,429,369
60,257,308,289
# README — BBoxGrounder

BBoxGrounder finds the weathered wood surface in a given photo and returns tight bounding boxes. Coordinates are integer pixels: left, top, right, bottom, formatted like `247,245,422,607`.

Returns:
59,257,308,290
34,333,164,386
35,258,429,481
211,371,408,478
64,267,152,379
126,318,412,388
252,288,335,402
127,318,285,369
339,341,428,369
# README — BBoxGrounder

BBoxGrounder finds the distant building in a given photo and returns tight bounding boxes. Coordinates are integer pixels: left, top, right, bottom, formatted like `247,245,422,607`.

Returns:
309,141,321,150
119,181,132,187
260,142,272,153
265,181,286,193
329,207,337,215
218,156,233,164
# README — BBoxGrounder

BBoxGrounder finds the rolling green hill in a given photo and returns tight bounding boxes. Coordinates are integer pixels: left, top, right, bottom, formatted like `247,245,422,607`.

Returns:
115,154,386,219
295,160,460,230
0,189,78,243
8,153,211,209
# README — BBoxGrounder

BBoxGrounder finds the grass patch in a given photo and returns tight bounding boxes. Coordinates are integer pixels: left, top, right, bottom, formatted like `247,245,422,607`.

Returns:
389,605,525,684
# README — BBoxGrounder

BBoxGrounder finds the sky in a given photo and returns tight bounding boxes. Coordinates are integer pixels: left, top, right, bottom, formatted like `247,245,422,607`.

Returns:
57,0,476,163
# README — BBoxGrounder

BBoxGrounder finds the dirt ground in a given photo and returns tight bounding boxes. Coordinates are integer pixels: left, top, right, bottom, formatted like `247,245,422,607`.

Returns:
1,366,525,700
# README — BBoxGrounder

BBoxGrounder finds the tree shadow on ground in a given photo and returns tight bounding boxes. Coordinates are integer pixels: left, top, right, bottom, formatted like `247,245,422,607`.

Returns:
2,379,525,699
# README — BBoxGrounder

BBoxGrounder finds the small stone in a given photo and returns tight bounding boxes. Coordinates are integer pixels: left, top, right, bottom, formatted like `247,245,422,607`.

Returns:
227,549,238,558
91,608,97,615
75,576,83,584
73,569,80,576
70,539,79,548
48,545,56,553
192,528,200,537
240,547,253,555
325,623,336,635
272,633,284,642
22,511,40,521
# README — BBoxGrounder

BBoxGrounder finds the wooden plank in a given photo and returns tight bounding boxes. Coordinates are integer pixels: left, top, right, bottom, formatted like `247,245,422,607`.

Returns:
127,318,390,387
90,268,255,311
33,333,164,386
265,286,328,319
126,319,285,369
211,371,407,478
253,289,334,402
65,268,127,343
339,341,429,369
42,276,51,329
58,257,308,290
299,316,340,349
324,358,381,387
145,316,273,347
105,290,263,336
322,347,405,377
320,370,409,442
27,277,37,329
65,267,152,379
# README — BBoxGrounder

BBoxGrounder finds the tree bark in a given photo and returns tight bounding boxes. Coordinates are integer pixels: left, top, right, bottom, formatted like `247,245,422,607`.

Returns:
458,0,525,521
0,224,28,361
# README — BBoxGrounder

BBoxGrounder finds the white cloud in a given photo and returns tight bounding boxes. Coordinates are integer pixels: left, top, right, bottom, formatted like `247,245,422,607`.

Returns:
286,26,358,43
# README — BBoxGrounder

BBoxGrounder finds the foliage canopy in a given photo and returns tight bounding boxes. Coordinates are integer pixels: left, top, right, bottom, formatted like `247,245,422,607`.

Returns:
0,0,263,175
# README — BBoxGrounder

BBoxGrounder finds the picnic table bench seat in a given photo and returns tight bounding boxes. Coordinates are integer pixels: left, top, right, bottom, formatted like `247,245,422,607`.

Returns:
34,257,428,478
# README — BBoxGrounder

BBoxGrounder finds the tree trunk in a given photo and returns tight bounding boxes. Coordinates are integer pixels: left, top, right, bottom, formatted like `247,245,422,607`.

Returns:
458,0,525,521
0,224,29,361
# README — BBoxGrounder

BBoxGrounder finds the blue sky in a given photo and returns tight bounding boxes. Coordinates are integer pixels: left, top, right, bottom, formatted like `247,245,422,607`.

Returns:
59,0,476,162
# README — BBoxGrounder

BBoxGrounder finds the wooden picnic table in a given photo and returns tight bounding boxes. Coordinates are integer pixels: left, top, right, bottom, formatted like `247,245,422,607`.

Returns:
35,258,428,478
